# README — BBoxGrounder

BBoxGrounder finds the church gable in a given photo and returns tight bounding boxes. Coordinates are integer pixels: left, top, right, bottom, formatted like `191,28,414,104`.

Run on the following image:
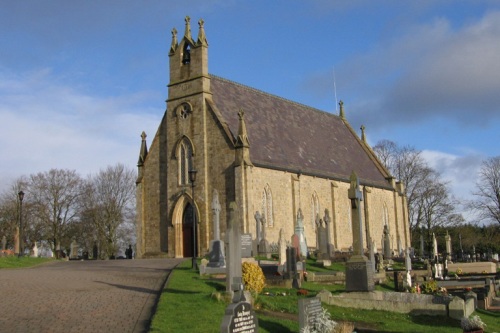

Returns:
209,76,391,189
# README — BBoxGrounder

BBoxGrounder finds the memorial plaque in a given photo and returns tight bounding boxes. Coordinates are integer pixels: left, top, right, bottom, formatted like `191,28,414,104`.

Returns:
220,301,258,333
241,233,252,258
298,297,323,331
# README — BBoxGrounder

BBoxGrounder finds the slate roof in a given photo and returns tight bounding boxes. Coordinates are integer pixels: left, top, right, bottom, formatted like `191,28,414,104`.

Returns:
209,75,392,189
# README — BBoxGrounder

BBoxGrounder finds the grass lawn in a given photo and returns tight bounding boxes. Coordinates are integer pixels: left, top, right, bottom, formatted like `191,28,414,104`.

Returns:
151,260,500,332
0,256,56,269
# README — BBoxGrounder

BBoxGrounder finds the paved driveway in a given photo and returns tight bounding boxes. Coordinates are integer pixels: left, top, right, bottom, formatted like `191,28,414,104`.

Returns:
0,258,184,333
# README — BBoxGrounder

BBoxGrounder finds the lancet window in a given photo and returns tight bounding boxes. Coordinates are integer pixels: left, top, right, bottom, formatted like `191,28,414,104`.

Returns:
177,138,193,186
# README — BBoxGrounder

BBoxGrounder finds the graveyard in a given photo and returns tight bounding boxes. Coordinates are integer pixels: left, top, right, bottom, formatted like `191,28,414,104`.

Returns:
150,174,500,333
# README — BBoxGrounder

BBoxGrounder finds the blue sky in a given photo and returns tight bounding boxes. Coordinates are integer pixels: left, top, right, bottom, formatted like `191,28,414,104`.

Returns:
1,1,499,217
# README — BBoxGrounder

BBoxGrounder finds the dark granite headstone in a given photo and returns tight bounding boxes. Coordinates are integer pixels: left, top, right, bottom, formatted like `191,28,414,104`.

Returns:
208,240,226,267
220,301,258,333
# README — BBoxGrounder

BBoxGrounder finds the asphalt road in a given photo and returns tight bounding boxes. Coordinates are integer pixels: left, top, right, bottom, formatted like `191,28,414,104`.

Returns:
0,258,184,333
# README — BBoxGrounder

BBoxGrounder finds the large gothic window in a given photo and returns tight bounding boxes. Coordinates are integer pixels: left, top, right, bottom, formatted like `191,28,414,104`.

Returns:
261,185,274,227
311,192,320,230
177,138,193,186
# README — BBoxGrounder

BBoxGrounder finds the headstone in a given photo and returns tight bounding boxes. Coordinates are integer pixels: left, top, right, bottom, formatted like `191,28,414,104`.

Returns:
405,247,412,271
220,300,258,333
383,224,391,259
345,171,374,292
1,235,6,251
285,247,299,288
278,228,286,266
240,234,252,259
323,209,333,257
398,238,403,257
432,233,438,260
70,239,78,259
445,231,452,261
255,211,271,258
402,271,412,290
294,208,308,258
315,218,328,260
369,239,376,272
221,202,259,333
208,190,226,267
298,297,322,332
32,241,38,258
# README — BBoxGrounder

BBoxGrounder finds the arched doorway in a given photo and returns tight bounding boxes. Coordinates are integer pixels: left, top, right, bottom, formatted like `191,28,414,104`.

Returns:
182,203,196,257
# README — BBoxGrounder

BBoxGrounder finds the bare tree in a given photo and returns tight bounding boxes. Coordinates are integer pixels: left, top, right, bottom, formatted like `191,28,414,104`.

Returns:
373,140,464,247
471,156,500,225
27,169,83,257
80,164,136,258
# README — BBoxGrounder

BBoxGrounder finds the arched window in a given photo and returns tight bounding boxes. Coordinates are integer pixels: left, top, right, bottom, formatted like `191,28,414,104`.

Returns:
262,184,274,227
177,138,193,186
311,192,320,230
383,204,389,226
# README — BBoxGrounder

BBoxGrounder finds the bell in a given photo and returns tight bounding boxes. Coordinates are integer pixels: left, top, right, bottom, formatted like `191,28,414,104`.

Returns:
182,49,191,64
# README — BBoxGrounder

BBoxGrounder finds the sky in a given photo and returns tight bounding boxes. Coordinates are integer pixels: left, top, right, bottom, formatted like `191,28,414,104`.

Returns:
1,1,499,221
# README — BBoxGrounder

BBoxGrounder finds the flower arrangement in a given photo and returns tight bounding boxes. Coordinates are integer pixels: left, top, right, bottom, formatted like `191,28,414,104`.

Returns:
461,315,486,332
301,308,338,333
242,262,266,294
456,268,463,275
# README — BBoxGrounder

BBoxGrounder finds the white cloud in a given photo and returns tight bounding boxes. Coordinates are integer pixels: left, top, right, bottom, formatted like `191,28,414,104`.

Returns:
0,69,160,191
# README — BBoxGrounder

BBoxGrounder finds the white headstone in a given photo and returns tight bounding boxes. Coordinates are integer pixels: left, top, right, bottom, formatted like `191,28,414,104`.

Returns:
32,241,39,257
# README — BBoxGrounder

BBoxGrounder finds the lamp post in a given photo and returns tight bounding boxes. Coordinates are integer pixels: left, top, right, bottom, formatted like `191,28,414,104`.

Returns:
18,191,25,257
188,169,198,269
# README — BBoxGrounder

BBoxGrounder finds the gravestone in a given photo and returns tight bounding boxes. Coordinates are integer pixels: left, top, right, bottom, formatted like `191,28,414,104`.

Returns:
315,217,330,260
345,171,374,292
221,201,259,333
405,247,412,271
298,297,322,332
432,233,438,260
445,231,452,261
208,190,226,267
241,234,253,258
1,235,6,251
285,247,300,288
278,228,286,266
32,241,38,258
383,224,391,259
294,208,308,258
323,209,333,258
255,211,271,258
70,239,78,259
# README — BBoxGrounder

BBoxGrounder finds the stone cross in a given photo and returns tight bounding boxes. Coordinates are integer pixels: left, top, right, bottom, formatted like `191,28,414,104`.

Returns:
254,211,262,242
226,202,244,301
294,208,308,258
432,233,438,261
323,209,333,257
405,247,412,271
278,228,286,266
445,231,452,261
348,171,364,256
211,190,221,241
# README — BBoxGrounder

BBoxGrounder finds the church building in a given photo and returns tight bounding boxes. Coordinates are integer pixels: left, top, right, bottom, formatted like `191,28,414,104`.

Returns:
135,17,411,259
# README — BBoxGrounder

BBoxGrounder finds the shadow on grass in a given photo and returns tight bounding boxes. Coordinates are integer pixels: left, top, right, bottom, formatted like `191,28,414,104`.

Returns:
163,288,200,294
409,313,459,328
258,317,296,333
205,280,226,291
476,308,500,318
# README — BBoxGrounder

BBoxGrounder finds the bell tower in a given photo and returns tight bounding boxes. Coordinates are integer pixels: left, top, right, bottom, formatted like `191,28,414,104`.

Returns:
168,16,210,102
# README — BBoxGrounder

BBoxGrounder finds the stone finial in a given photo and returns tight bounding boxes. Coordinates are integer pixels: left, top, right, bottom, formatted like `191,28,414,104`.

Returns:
234,109,253,166
137,131,148,167
360,125,366,142
339,100,345,119
196,18,208,46
184,16,192,40
169,27,178,55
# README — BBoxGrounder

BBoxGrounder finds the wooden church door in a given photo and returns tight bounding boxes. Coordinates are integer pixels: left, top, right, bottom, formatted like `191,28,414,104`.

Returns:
182,203,195,257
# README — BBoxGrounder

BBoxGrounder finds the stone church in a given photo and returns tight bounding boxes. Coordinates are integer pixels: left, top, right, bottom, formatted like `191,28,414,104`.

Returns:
135,17,411,259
